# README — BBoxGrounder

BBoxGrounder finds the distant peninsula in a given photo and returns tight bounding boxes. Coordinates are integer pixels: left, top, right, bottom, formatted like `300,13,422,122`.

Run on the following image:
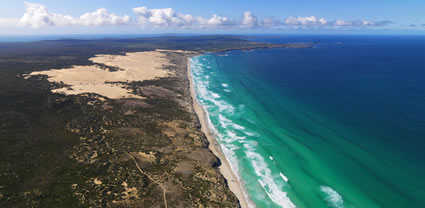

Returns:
0,36,309,207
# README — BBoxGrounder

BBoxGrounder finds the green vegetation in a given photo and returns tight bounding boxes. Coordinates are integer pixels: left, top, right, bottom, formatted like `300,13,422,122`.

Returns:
0,36,309,207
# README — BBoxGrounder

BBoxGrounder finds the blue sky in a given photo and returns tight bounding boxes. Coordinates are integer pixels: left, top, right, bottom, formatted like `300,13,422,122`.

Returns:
0,0,424,34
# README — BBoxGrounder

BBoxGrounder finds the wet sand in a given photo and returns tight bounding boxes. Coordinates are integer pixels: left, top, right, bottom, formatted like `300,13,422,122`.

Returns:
187,58,251,208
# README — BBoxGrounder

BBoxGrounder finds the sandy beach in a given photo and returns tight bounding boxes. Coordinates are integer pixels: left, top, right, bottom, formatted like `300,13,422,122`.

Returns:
187,58,251,208
27,48,251,206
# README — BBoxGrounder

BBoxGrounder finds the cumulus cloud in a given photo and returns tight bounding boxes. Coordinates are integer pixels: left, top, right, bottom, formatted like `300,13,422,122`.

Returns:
333,19,393,27
285,16,327,26
132,6,237,28
364,20,393,26
333,19,352,26
78,8,130,26
19,2,75,28
132,7,194,27
200,14,235,27
0,2,130,28
133,6,396,30
282,16,392,27
241,11,258,28
0,2,394,30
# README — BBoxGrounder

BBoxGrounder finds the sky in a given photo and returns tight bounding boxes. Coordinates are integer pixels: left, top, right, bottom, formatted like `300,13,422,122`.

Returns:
0,0,424,35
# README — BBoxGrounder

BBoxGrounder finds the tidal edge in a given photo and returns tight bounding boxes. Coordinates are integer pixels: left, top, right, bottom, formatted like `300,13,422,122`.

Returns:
187,57,252,208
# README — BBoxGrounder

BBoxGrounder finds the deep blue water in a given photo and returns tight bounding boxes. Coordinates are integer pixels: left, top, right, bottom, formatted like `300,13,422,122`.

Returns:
191,35,425,207
2,33,424,207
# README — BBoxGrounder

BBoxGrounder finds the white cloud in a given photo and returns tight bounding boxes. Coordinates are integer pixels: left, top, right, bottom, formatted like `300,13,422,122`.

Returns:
0,2,130,29
0,18,19,28
132,7,195,27
0,2,394,30
356,20,393,26
334,19,352,26
285,16,328,26
200,14,235,27
332,19,393,27
283,16,393,28
78,8,130,26
241,11,258,28
19,2,75,28
132,6,237,28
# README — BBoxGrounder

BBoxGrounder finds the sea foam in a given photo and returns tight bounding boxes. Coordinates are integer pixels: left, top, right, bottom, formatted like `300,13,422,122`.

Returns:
246,150,295,208
320,186,345,208
191,55,295,208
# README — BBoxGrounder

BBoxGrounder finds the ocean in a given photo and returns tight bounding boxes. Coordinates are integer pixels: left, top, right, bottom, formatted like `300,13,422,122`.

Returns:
190,35,425,208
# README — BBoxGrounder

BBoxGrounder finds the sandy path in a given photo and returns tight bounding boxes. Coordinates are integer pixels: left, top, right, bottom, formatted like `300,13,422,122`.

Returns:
126,152,168,208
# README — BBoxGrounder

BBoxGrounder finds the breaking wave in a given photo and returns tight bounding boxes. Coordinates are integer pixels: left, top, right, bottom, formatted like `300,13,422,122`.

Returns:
190,55,295,208
320,186,345,208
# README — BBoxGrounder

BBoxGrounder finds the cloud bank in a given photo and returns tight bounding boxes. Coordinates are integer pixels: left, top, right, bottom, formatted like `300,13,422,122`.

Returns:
132,6,392,29
1,2,130,28
0,2,394,30
132,7,237,28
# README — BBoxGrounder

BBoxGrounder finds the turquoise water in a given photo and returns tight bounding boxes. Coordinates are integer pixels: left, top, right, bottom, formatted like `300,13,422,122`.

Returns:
190,36,425,208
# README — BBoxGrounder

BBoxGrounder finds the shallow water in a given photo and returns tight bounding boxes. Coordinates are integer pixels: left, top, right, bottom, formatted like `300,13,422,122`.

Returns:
190,35,425,208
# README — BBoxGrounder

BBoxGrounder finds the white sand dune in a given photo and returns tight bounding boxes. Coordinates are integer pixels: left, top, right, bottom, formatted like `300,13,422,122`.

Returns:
29,50,172,99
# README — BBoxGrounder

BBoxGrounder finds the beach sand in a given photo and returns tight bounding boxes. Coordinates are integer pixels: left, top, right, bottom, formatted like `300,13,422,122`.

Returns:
28,49,250,206
187,58,251,208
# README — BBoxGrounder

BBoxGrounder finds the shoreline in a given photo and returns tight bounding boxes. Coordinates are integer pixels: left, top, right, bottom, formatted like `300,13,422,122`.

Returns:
210,43,312,53
187,57,251,208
